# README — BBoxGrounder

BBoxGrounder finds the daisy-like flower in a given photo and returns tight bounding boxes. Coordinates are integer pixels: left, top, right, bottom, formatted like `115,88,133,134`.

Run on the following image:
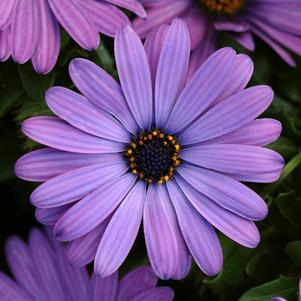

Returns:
0,228,173,301
0,0,145,74
133,0,301,71
15,20,284,280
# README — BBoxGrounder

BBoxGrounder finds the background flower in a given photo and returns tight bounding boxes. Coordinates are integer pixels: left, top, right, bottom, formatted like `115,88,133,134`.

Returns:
0,227,174,301
15,20,283,281
133,0,301,72
0,0,145,74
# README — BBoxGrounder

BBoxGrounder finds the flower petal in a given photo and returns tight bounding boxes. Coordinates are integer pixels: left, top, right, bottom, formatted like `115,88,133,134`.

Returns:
48,0,99,49
31,0,60,74
35,205,71,225
144,24,168,85
182,144,284,175
180,85,274,145
203,118,282,146
76,0,129,37
90,272,118,301
30,159,127,208
0,0,16,29
54,174,136,241
46,87,130,143
0,28,11,61
178,165,268,220
166,47,236,133
176,176,260,248
131,287,174,301
167,181,223,276
66,217,111,267
115,26,153,131
155,19,190,128
15,148,117,182
22,116,124,153
105,0,146,18
69,58,137,133
11,0,38,63
95,181,146,277
116,267,158,301
144,185,191,280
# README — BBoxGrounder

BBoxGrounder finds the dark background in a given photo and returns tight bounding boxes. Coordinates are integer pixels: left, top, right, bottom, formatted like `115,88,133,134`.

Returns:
0,32,301,301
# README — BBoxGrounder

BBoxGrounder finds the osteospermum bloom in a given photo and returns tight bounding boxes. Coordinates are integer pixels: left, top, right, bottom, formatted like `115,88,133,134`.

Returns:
0,228,173,301
15,20,284,279
133,0,301,71
0,0,145,74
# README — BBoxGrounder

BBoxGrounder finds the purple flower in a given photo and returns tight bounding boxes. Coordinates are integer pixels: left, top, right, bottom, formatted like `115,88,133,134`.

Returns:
133,0,301,71
15,20,284,280
0,0,145,74
0,228,173,301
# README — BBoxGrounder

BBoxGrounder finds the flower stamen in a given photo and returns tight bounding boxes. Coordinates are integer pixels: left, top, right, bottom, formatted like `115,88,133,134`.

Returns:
201,0,244,14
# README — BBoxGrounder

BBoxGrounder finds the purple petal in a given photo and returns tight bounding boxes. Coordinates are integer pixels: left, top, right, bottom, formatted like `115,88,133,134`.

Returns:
69,58,137,133
105,0,146,18
15,148,117,182
167,181,223,276
28,228,66,300
116,267,158,301
115,26,152,131
0,272,31,301
32,0,60,74
182,144,284,176
35,205,71,225
0,28,11,61
48,0,99,49
76,0,129,37
46,87,130,143
178,165,268,220
30,159,127,208
131,287,174,301
66,216,111,267
144,185,191,280
95,181,146,277
5,236,43,299
90,272,118,301
144,24,168,85
11,0,38,63
217,54,254,102
22,116,124,153
165,47,236,134
0,0,16,29
54,174,136,241
203,118,282,146
229,31,255,51
214,20,249,32
155,19,190,128
132,1,190,39
180,85,274,145
176,176,260,248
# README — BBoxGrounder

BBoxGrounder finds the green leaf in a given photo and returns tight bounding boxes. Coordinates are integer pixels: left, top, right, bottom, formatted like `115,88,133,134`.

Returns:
92,39,115,75
285,241,301,268
0,61,24,117
18,63,55,102
239,276,298,301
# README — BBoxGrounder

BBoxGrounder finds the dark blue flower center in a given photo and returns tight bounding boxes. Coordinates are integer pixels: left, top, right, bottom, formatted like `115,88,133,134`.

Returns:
126,130,181,184
200,0,244,14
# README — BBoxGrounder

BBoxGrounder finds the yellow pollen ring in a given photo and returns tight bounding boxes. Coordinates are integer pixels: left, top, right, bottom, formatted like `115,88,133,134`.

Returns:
126,130,181,185
201,0,244,14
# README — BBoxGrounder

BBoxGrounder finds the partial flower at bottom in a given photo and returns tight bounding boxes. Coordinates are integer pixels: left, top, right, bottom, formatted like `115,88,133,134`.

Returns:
0,228,174,301
15,20,284,280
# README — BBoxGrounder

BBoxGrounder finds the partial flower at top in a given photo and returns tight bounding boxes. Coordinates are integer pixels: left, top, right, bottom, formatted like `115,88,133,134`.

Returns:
133,0,301,72
0,227,173,301
15,20,284,280
0,0,145,74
